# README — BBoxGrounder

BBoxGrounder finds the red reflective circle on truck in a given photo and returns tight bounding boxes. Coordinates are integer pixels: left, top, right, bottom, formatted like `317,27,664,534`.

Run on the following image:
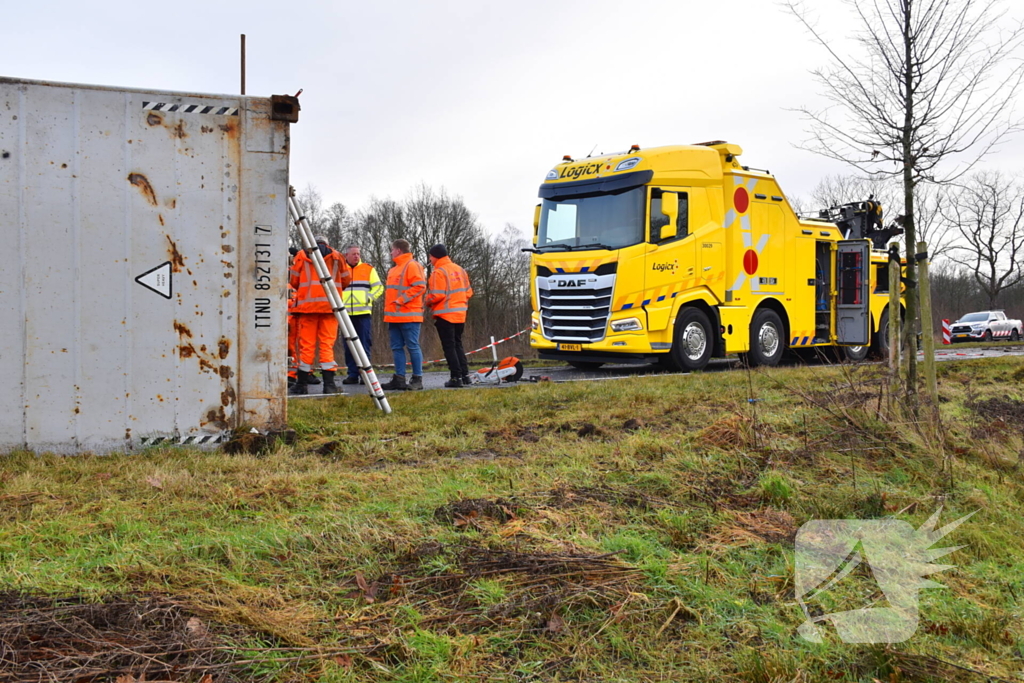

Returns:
743,249,758,275
734,186,750,213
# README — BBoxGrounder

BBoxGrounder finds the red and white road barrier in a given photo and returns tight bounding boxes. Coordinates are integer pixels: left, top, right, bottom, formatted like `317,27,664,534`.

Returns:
381,327,531,368
942,319,951,345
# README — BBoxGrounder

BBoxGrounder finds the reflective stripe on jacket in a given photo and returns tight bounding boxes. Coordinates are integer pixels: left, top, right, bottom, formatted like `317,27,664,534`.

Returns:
289,248,350,314
340,261,384,315
426,256,473,323
384,252,426,323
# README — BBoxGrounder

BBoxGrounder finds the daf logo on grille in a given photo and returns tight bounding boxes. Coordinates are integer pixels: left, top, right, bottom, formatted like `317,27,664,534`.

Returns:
556,278,595,287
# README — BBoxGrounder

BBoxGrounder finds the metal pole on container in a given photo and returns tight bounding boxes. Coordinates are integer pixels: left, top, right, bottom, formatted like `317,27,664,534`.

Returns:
240,34,246,95
918,241,938,406
288,188,392,414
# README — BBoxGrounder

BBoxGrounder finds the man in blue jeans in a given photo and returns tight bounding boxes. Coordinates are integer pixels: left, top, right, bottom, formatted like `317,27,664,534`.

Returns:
339,244,384,385
381,239,426,391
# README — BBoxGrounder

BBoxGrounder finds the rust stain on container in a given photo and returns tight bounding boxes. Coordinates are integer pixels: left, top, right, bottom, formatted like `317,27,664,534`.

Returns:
218,338,231,359
173,322,192,338
221,244,234,253
219,121,239,139
203,406,228,429
158,215,165,226
221,386,236,407
218,365,234,379
166,236,185,271
128,173,158,206
147,113,163,126
179,344,196,359
199,358,216,374
173,120,187,139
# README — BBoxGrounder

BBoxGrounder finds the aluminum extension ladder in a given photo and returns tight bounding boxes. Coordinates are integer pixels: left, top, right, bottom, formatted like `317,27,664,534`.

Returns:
288,187,392,414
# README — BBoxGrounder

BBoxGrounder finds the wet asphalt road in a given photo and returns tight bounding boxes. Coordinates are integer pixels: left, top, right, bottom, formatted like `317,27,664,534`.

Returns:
290,344,1024,399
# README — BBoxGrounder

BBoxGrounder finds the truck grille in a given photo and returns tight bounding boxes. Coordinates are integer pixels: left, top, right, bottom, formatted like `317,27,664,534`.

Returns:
951,325,972,334
538,275,615,343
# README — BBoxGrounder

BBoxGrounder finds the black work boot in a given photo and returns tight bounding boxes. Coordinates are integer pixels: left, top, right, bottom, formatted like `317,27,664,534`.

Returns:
462,375,472,386
381,374,407,391
342,375,360,385
408,375,424,391
444,377,463,388
321,370,341,395
289,370,309,395
307,373,322,385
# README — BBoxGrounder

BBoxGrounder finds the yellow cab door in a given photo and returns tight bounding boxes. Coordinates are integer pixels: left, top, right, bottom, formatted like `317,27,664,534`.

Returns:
644,187,694,332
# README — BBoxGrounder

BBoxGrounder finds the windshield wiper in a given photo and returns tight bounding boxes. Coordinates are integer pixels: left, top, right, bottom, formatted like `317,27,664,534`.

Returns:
533,244,577,252
579,243,615,251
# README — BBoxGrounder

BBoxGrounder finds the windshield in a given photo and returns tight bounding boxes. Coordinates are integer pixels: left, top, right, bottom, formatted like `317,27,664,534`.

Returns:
537,186,645,251
959,313,989,322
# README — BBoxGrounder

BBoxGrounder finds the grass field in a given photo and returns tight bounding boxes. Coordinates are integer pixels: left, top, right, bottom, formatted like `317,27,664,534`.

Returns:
2,355,1023,682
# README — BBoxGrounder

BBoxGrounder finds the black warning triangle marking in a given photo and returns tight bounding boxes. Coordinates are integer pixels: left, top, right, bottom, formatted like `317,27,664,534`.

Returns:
135,261,173,299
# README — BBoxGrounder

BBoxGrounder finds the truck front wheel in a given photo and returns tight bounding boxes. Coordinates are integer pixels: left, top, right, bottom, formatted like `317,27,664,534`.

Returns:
670,308,714,371
745,309,785,367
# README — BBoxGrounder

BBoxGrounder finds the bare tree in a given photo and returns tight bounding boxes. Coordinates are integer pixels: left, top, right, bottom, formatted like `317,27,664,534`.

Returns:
941,171,1024,307
785,0,1024,389
403,183,488,269
292,184,326,249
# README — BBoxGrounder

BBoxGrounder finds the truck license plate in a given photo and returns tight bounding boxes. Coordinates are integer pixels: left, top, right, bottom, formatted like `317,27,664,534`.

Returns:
558,343,582,352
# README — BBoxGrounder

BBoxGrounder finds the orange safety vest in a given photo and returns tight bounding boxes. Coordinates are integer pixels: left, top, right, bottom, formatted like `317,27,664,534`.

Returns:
383,252,426,323
427,256,473,323
289,248,349,314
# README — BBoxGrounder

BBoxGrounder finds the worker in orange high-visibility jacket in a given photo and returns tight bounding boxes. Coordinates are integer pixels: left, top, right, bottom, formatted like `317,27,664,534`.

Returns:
288,235,350,395
287,280,299,386
426,243,474,388
381,238,426,392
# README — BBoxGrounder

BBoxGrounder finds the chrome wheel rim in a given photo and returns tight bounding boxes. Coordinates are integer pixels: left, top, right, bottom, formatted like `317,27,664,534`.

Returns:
758,323,780,358
682,322,707,360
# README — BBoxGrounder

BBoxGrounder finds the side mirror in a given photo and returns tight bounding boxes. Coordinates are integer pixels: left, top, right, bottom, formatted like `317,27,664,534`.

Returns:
533,204,542,246
660,192,678,240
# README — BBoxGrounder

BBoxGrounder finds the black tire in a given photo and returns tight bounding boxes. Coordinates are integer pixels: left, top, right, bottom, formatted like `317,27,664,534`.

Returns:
1012,329,1020,342
746,309,785,367
843,344,870,362
872,308,892,360
670,308,714,371
983,330,993,343
504,360,525,382
657,354,679,371
568,361,604,371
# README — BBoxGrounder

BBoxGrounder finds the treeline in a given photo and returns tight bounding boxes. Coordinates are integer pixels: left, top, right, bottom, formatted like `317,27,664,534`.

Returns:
290,184,533,366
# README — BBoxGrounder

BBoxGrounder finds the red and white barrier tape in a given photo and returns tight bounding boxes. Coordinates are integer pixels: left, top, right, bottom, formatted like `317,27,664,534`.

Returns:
379,327,531,368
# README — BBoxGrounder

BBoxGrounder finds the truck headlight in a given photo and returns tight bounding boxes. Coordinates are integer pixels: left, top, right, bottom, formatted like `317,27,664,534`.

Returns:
614,157,641,172
611,318,642,332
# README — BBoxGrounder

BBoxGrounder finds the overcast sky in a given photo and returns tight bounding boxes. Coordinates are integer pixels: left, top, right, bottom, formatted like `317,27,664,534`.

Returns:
4,0,1023,236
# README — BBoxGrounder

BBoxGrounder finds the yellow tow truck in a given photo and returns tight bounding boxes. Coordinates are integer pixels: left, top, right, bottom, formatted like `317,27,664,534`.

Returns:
527,142,902,370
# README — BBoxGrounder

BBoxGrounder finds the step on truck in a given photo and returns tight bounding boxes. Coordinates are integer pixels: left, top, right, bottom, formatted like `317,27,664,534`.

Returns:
527,142,903,371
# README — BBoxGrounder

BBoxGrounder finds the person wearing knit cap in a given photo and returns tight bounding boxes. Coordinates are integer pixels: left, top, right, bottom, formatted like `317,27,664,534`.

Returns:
426,243,474,388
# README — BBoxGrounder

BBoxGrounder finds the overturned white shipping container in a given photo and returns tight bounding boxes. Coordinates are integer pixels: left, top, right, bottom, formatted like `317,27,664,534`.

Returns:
0,77,298,454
